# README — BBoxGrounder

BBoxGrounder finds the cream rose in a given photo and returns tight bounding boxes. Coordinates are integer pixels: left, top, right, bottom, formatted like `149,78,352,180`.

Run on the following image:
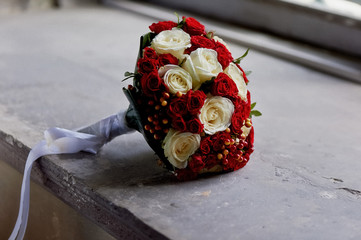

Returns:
151,28,191,60
241,125,252,138
182,48,222,90
162,129,201,169
199,96,234,135
159,64,192,94
224,62,247,101
182,54,200,89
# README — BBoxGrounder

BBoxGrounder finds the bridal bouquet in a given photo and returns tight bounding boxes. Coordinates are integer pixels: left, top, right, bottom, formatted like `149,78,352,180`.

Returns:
10,15,260,240
123,15,260,180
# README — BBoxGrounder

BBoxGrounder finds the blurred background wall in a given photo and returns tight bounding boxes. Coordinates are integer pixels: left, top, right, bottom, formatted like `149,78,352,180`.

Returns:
0,0,99,14
143,0,361,58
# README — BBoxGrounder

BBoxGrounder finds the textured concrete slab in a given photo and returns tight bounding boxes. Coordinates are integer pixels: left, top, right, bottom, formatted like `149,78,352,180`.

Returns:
1,6,361,240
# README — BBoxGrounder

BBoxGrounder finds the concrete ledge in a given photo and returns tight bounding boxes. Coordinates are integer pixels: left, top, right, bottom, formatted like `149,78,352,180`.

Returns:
0,131,167,239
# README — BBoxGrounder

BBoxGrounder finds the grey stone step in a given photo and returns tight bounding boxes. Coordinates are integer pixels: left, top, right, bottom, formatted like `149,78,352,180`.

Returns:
1,5,361,240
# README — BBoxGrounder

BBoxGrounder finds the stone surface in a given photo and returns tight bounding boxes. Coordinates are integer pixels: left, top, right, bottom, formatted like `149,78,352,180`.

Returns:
1,6,361,240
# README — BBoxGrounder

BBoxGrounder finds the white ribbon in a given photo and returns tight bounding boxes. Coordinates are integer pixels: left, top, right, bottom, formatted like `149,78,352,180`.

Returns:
9,110,134,240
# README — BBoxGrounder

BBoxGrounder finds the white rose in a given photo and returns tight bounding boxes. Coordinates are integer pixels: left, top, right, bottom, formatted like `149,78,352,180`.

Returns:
159,64,192,94
151,28,191,60
163,129,201,169
199,96,234,135
224,62,247,101
212,35,231,51
182,54,200,89
182,48,222,90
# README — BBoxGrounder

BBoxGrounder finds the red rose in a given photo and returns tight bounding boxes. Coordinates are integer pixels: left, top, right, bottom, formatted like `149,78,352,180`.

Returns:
200,136,212,154
137,58,158,75
168,96,188,117
232,162,243,171
236,63,249,84
211,73,238,98
231,95,250,120
247,126,254,149
231,96,242,111
204,154,218,169
189,154,205,173
212,131,231,152
175,168,198,181
187,117,203,134
215,42,233,69
140,70,163,96
172,116,187,132
185,36,215,54
149,21,178,34
235,157,248,171
182,17,206,36
228,151,247,171
143,47,158,59
224,151,236,168
158,53,179,66
192,35,215,49
231,110,244,134
239,148,252,169
186,90,206,114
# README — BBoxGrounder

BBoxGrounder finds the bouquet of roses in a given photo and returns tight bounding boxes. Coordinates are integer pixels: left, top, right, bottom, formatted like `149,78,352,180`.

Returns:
123,15,260,180
10,15,260,240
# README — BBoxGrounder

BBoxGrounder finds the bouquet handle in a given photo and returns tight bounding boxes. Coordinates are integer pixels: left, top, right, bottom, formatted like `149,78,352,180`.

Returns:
9,110,134,240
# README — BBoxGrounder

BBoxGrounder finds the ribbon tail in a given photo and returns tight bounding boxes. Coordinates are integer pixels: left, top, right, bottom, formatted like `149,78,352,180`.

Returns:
9,110,135,240
9,141,47,240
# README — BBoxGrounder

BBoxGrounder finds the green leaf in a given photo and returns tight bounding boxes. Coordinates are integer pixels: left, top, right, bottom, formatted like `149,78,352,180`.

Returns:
251,102,257,110
174,12,180,24
124,71,134,77
123,88,142,132
245,70,252,76
233,48,250,64
250,110,262,117
141,32,153,50
122,76,133,82
177,14,186,28
179,57,187,67
206,31,214,39
122,72,138,82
